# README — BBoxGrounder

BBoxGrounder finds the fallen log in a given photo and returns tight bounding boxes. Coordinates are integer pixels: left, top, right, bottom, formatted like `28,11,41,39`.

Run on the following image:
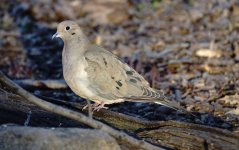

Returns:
13,79,68,89
0,71,163,150
0,72,238,150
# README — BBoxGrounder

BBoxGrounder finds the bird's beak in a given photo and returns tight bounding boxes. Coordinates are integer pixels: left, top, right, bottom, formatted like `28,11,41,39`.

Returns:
52,32,62,40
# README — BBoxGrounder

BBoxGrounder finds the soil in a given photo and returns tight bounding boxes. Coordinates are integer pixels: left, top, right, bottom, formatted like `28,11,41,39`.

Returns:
0,0,238,132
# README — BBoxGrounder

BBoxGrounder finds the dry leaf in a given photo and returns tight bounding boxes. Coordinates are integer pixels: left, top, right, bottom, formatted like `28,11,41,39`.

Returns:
114,44,135,58
196,49,222,58
82,0,129,25
226,108,239,115
189,8,203,22
218,94,239,106
203,65,229,74
26,0,83,23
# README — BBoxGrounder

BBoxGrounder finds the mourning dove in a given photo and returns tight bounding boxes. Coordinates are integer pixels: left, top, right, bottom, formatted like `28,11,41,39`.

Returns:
52,20,189,113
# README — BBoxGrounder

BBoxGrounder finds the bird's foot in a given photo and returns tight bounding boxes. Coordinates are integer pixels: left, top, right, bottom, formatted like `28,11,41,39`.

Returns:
82,102,108,112
92,103,108,112
82,103,97,110
82,105,89,110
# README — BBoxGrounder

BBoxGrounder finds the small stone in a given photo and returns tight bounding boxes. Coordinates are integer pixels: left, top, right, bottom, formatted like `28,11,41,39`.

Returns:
0,126,120,150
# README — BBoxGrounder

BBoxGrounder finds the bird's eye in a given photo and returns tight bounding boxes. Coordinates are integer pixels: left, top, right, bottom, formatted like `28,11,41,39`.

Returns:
66,26,70,30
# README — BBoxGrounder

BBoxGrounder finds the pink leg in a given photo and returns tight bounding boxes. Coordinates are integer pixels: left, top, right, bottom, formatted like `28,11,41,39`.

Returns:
82,102,107,112
93,102,108,112
82,104,89,110
82,103,100,110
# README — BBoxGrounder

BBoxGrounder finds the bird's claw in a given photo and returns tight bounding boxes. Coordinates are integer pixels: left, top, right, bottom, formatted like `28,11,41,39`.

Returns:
82,103,108,112
93,104,108,112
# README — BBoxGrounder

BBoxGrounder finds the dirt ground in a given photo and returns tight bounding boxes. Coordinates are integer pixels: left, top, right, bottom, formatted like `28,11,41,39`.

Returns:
0,0,238,132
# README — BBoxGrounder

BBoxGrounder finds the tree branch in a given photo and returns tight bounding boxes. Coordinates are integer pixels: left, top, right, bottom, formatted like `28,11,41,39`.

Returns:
0,71,164,150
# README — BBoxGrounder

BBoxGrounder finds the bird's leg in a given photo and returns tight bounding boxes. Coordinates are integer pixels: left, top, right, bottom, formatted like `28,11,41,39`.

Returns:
82,102,100,110
81,100,94,118
82,101,105,119
92,102,108,112
82,102,108,112
86,99,92,119
82,104,90,110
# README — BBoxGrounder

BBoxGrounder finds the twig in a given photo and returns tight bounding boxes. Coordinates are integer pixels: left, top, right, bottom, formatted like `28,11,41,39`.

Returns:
24,110,32,126
1,82,239,150
0,71,164,150
13,79,68,89
86,99,93,119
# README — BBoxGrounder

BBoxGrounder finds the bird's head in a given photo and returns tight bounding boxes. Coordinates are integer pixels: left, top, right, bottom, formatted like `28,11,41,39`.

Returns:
52,20,84,42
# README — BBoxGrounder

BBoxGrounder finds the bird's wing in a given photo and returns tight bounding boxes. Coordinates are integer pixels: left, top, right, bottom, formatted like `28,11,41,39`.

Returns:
84,45,127,100
84,45,194,115
84,45,185,111
84,45,148,99
84,45,166,101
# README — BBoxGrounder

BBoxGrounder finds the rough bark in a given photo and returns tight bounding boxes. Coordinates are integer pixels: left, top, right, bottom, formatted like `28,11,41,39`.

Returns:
0,71,163,150
0,72,238,150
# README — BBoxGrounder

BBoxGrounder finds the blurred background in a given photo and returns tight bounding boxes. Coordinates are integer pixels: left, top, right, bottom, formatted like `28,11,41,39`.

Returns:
0,0,239,131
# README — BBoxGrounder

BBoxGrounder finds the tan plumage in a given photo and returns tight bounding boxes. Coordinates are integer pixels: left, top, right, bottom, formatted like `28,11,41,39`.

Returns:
53,20,188,112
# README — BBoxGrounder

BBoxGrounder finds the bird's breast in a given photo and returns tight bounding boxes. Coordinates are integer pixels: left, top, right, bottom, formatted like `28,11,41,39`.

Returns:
63,59,95,99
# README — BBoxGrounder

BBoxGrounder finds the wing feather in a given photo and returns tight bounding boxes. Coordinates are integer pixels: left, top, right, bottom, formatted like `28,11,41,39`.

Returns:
82,45,194,116
84,45,178,107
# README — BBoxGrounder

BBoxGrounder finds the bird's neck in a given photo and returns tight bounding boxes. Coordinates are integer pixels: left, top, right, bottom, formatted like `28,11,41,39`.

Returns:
64,35,89,55
65,34,89,49
62,35,90,67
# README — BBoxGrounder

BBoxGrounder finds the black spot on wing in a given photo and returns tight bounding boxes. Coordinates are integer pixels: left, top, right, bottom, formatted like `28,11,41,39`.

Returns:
129,79,137,83
72,33,75,35
116,87,120,90
116,80,123,87
134,76,141,81
111,77,115,79
103,58,107,66
126,70,142,81
126,71,133,75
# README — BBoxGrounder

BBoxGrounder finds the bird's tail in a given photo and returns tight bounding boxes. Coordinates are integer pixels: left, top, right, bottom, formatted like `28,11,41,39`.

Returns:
124,89,197,118
154,95,197,118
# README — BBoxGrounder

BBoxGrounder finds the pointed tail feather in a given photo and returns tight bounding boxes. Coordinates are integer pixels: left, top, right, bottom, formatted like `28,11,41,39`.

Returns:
124,94,198,118
154,97,197,118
